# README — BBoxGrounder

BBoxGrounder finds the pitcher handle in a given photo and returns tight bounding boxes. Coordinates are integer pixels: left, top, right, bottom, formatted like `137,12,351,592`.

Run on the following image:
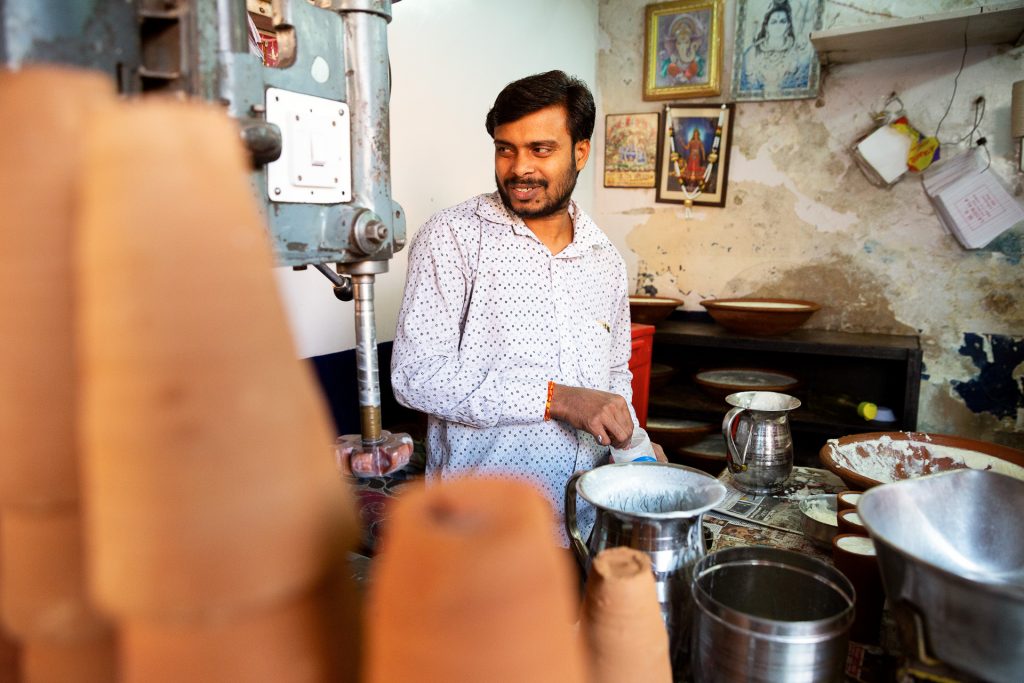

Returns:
564,469,588,569
723,407,745,474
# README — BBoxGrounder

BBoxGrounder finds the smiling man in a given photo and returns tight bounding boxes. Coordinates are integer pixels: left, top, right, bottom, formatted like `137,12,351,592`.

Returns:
391,71,661,545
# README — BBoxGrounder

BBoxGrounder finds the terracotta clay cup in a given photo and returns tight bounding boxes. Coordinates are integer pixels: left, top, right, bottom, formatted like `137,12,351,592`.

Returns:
22,633,117,683
837,509,867,536
836,490,862,513
0,508,110,642
77,99,356,617
581,546,672,683
0,630,17,683
364,478,586,683
120,584,354,683
0,67,114,508
832,534,884,645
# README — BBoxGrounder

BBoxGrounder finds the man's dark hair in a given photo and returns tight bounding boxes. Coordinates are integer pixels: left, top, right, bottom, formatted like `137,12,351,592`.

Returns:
485,70,596,144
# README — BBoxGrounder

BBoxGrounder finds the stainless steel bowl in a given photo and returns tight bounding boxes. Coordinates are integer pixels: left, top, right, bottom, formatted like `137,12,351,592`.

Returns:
859,469,1024,683
798,493,838,547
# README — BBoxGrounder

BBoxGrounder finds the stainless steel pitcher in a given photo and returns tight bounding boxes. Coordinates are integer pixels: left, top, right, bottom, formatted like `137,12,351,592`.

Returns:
565,462,726,680
723,391,800,494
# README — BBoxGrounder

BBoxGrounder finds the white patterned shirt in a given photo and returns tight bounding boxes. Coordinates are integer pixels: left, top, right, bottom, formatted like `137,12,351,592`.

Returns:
391,192,636,545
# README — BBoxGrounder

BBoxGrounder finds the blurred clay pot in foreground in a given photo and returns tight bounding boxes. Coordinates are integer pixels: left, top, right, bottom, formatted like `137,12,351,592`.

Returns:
364,478,586,683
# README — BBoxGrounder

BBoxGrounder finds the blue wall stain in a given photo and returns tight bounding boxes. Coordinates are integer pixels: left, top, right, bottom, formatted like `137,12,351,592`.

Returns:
951,333,1024,419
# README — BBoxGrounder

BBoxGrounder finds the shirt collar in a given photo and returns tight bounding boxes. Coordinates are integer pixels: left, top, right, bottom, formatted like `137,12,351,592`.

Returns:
476,192,603,257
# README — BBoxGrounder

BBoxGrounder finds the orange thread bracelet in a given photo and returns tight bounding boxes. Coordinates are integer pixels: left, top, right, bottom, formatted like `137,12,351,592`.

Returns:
543,381,555,421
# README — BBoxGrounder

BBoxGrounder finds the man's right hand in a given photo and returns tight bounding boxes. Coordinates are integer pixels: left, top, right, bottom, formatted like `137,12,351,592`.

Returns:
547,383,634,449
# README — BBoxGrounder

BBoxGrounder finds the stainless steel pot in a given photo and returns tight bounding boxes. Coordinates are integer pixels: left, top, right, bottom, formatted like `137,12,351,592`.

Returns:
691,545,854,682
565,462,726,680
858,469,1024,683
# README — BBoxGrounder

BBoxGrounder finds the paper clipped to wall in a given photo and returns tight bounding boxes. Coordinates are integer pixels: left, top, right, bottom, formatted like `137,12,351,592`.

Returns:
922,148,1024,250
856,125,913,185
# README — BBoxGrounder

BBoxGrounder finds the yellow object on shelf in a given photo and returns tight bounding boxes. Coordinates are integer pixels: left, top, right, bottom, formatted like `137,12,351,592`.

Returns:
857,402,878,421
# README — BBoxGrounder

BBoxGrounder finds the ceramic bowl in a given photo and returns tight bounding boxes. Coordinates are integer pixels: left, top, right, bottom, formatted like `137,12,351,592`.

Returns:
645,417,716,450
693,367,799,399
673,434,728,476
819,431,1024,490
648,363,675,391
629,295,683,325
700,298,820,336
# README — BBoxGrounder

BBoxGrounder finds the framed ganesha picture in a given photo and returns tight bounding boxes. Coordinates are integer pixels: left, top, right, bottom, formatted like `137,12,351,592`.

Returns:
643,0,724,100
655,102,734,207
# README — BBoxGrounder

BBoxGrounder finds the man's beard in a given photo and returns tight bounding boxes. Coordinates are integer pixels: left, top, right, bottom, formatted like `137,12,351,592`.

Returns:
496,158,578,219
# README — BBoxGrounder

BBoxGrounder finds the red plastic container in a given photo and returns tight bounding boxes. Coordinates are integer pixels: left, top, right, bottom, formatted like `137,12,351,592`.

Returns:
629,324,655,428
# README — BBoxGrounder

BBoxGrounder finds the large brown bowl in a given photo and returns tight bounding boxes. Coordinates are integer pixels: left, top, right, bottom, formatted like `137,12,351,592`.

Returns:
629,295,684,325
819,431,1024,490
700,298,820,336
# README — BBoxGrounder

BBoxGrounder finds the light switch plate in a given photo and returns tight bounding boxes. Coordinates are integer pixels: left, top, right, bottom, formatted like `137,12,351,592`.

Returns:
265,87,351,204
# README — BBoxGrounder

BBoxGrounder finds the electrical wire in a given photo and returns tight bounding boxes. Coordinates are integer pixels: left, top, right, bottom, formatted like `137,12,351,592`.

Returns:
933,17,969,141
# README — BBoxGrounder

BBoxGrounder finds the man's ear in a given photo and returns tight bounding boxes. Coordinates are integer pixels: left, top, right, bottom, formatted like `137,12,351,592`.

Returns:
575,139,591,171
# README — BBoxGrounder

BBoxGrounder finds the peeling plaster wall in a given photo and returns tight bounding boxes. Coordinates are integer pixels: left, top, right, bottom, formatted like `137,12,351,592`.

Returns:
595,0,1024,447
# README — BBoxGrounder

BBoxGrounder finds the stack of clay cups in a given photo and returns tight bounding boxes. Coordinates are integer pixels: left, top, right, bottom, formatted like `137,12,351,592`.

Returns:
76,98,359,681
832,490,884,645
365,478,587,683
0,68,118,682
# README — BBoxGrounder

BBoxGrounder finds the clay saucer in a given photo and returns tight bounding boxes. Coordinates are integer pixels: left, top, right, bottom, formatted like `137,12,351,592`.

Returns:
693,367,799,399
672,434,728,476
648,363,675,391
645,417,716,450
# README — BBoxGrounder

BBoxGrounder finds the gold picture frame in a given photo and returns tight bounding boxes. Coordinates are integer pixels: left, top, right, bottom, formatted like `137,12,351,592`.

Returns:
604,112,660,188
643,0,723,101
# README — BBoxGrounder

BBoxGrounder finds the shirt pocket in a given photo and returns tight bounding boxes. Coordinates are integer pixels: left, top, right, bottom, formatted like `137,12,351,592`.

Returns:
576,317,612,389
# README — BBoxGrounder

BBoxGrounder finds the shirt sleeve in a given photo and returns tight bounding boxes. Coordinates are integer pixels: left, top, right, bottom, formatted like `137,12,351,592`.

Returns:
390,214,549,428
606,267,640,430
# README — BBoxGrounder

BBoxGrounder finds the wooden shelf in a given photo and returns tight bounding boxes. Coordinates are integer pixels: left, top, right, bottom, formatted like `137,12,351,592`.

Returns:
811,2,1024,65
646,321,922,465
649,384,901,436
654,321,919,360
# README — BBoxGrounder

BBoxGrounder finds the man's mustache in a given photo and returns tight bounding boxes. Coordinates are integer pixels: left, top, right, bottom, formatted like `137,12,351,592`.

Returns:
504,176,548,189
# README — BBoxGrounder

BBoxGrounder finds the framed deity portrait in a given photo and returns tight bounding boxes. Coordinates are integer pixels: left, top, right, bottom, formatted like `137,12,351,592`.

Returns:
731,0,824,101
656,103,735,207
643,0,724,101
604,112,660,188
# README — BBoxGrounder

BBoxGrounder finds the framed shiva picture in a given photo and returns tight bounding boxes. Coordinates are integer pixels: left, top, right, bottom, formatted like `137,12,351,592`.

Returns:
643,0,723,100
731,0,824,101
655,103,734,207
604,112,660,188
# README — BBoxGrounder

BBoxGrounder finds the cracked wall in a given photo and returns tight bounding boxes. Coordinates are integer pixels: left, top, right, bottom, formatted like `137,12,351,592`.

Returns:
595,0,1024,447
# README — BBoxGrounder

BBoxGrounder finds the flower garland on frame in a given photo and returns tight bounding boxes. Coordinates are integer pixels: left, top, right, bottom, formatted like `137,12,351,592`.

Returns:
668,104,727,218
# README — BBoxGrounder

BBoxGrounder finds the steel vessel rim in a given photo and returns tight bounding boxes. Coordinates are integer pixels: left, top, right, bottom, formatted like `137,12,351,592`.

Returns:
575,462,727,520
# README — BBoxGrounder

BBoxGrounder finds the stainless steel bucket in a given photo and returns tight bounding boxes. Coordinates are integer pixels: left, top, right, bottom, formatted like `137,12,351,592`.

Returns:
565,462,726,680
691,546,854,682
858,469,1024,683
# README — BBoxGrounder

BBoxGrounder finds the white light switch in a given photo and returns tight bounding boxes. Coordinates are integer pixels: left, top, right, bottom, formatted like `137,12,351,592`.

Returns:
265,87,351,204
